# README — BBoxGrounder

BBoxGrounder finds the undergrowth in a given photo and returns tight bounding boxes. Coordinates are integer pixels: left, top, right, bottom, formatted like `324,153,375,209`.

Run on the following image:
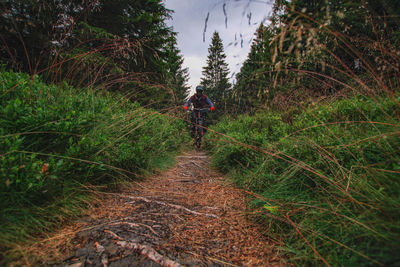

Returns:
205,94,400,266
0,70,189,262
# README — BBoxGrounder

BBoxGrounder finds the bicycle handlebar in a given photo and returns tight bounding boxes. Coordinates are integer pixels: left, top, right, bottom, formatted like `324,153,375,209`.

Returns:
192,108,210,111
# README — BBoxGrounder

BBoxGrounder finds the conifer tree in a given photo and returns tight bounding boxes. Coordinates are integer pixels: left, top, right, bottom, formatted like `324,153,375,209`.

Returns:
200,31,231,113
234,23,274,113
162,35,190,107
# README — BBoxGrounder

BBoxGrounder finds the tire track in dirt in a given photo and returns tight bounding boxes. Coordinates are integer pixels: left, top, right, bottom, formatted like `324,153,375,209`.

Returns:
48,150,285,266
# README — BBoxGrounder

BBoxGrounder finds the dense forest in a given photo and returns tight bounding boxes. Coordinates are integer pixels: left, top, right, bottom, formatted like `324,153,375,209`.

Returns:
0,0,190,107
1,0,399,266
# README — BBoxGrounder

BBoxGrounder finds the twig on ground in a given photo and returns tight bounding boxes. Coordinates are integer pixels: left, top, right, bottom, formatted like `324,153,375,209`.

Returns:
117,240,183,267
108,221,159,236
95,242,105,253
104,230,123,240
128,196,218,218
101,254,108,267
190,161,204,169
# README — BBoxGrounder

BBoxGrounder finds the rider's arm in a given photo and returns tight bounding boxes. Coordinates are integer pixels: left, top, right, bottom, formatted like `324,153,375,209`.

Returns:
183,97,193,109
205,97,214,107
205,97,215,112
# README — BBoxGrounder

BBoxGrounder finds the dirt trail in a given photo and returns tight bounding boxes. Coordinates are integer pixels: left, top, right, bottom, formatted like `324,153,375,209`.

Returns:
47,150,284,266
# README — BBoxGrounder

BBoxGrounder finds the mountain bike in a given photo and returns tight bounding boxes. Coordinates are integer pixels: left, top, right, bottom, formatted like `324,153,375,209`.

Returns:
191,108,209,149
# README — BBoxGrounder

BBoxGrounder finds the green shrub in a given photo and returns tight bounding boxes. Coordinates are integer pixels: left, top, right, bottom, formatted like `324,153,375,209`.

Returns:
205,95,400,266
0,71,189,253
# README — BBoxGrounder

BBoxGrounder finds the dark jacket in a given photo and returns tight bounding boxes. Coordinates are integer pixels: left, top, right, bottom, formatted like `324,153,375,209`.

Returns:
184,94,214,109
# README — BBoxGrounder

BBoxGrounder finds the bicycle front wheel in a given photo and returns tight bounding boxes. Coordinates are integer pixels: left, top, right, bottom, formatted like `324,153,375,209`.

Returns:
195,135,202,149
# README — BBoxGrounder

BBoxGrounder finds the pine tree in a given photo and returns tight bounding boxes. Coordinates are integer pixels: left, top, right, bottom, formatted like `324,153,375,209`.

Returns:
162,34,190,107
200,31,231,113
233,23,274,113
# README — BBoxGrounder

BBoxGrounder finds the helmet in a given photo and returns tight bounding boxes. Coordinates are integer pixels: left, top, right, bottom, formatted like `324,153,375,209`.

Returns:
196,85,204,94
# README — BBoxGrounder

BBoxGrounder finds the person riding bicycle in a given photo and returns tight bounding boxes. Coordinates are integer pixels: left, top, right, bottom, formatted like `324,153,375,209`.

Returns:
183,85,215,137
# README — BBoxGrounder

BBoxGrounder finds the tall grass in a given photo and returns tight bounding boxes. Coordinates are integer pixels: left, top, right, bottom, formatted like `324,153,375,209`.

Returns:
200,1,400,265
0,70,189,262
205,94,400,265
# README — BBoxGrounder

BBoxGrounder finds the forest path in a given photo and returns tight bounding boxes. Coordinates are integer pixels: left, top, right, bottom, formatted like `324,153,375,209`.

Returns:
46,150,284,266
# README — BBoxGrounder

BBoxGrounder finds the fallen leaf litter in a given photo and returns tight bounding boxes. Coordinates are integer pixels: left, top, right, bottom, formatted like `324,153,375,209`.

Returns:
27,150,286,266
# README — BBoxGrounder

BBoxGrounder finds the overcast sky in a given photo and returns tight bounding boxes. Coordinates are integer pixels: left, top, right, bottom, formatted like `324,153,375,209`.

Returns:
163,0,273,94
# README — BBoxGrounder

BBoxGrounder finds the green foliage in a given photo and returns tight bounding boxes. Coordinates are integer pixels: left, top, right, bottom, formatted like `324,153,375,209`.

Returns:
233,24,275,114
230,0,400,114
162,35,190,106
205,94,400,266
201,31,232,116
0,0,189,109
0,70,189,254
